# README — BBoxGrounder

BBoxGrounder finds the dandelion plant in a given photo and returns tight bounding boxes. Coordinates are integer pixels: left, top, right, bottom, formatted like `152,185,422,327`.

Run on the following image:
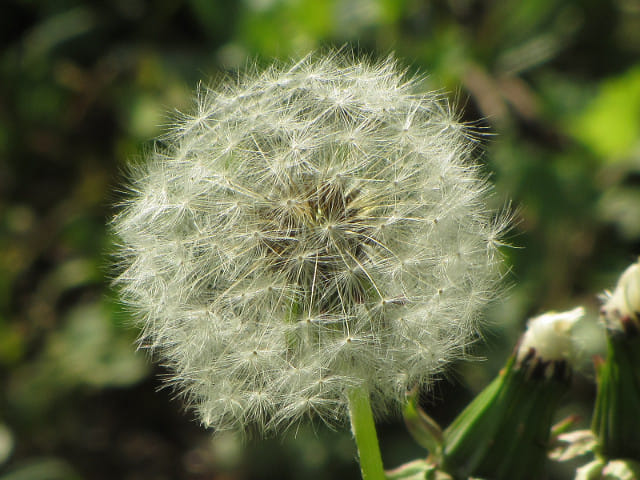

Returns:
112,51,507,479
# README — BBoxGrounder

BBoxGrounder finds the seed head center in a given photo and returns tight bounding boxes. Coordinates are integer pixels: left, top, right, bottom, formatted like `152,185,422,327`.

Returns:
257,179,374,307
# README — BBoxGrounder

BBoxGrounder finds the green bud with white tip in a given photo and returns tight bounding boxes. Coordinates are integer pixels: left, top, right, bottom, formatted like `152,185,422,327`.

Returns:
405,307,584,480
593,259,640,462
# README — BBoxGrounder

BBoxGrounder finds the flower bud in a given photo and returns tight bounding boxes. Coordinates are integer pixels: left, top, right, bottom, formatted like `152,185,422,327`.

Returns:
601,259,640,334
516,307,584,381
433,308,583,480
592,259,640,461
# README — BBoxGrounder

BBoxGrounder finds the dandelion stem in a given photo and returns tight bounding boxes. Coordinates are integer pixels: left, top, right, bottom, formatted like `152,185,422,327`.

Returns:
348,386,386,480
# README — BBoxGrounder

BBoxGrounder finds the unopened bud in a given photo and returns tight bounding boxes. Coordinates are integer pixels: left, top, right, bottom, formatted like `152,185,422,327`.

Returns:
434,308,583,480
601,259,640,334
592,259,640,461
516,307,584,381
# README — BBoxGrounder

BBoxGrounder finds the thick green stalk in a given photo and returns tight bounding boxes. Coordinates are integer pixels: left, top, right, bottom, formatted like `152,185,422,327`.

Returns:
348,386,386,480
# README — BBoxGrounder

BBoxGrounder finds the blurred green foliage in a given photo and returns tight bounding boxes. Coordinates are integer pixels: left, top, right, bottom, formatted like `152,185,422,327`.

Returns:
1,0,639,479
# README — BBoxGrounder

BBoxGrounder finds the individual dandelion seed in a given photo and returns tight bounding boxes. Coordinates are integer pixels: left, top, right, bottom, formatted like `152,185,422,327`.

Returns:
112,51,508,446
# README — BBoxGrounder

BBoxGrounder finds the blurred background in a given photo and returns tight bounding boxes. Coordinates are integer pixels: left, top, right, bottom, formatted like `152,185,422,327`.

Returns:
1,0,639,479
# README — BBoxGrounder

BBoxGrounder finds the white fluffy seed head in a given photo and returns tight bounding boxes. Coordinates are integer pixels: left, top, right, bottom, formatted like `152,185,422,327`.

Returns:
112,51,508,435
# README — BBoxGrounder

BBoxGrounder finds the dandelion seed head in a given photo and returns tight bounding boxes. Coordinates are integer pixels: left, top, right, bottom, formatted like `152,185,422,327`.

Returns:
113,51,507,435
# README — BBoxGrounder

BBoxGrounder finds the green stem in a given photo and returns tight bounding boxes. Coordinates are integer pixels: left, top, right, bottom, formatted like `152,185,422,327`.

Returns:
347,386,386,480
